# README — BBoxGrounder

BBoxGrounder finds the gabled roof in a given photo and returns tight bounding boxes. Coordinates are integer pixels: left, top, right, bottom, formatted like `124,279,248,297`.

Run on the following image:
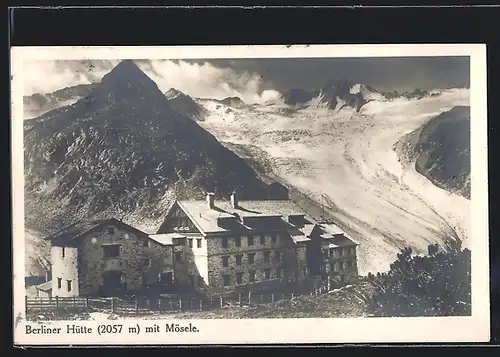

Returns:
35,281,52,292
176,199,306,234
46,217,149,245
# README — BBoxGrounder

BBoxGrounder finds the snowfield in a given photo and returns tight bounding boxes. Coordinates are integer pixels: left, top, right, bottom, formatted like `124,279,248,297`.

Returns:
196,88,471,275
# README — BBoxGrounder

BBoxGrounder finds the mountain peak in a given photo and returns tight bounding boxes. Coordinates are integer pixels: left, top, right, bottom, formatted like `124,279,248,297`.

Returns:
165,88,186,100
94,60,161,102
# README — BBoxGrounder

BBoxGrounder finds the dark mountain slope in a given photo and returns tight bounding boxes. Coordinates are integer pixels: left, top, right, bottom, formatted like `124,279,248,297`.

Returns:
164,88,208,121
24,60,272,233
394,106,470,199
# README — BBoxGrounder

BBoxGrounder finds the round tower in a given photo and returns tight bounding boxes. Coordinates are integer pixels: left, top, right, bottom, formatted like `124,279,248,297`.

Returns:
50,245,79,297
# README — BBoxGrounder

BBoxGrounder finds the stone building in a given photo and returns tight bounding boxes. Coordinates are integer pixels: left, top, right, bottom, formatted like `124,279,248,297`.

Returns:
45,218,177,297
42,194,359,298
156,192,359,295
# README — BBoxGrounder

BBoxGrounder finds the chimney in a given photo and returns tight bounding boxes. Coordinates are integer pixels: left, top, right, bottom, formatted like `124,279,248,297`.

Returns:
230,191,238,208
206,192,215,209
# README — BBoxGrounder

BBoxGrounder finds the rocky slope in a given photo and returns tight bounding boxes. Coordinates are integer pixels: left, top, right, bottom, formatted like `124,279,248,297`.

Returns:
24,60,273,239
394,106,471,199
164,88,208,121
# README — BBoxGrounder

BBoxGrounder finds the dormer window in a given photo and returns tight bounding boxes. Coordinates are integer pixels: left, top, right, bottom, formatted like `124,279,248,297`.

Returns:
106,226,115,235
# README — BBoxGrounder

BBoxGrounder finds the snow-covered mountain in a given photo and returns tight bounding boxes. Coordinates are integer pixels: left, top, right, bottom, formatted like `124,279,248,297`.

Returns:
273,79,437,114
23,65,470,278
196,87,471,275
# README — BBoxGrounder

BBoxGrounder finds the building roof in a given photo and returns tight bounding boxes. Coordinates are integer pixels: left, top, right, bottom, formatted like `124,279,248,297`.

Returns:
148,233,186,246
177,199,306,234
46,217,149,245
35,281,52,292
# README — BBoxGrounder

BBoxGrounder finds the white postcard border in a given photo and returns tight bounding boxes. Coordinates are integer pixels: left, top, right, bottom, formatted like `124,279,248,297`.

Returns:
11,44,490,345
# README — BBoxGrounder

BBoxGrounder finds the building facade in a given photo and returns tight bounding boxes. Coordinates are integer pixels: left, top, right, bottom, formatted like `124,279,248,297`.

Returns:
42,194,359,298
155,192,358,295
47,218,177,297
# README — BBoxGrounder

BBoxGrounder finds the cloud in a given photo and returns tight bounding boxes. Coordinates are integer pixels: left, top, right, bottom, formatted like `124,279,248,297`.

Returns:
23,59,282,104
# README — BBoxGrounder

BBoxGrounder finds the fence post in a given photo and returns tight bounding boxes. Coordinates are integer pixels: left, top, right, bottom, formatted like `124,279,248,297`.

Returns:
85,297,89,309
111,298,115,314
238,294,242,307
179,298,182,311
220,296,223,308
327,278,331,291
56,296,59,309
73,296,76,308
40,298,43,311
271,293,275,303
25,296,28,313
282,293,285,301
199,299,203,311
135,298,139,316
169,299,172,311
291,292,294,299
158,298,161,312
260,294,263,303
248,291,251,303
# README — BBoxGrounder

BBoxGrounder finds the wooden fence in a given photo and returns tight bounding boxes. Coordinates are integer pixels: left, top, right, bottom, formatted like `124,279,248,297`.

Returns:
25,284,332,316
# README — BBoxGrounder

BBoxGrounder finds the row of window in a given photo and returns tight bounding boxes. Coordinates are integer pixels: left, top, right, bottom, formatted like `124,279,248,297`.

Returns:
328,260,354,272
222,267,283,286
221,234,278,249
221,250,281,267
56,277,73,292
325,246,356,258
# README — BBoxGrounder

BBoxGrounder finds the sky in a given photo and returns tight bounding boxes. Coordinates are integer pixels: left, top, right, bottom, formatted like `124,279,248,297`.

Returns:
23,56,470,104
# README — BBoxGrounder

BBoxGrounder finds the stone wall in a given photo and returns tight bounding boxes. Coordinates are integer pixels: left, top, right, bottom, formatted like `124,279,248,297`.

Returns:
76,224,148,296
205,233,305,293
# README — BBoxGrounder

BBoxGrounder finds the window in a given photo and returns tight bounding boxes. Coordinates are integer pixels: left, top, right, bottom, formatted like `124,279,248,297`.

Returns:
263,251,270,262
197,238,202,248
57,278,62,289
188,238,193,248
142,258,151,267
189,274,195,286
329,248,334,258
247,236,254,246
143,239,149,248
249,270,256,282
275,250,281,261
351,247,356,255
260,235,266,245
106,226,115,235
67,280,72,292
62,247,66,258
235,236,241,247
276,268,282,279
223,274,231,286
103,244,120,258
330,262,335,272
222,237,229,248
236,272,243,284
347,260,353,268
271,234,277,245
222,256,229,268
264,268,271,280
175,251,182,262
247,253,255,264
235,254,242,266
338,248,344,257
